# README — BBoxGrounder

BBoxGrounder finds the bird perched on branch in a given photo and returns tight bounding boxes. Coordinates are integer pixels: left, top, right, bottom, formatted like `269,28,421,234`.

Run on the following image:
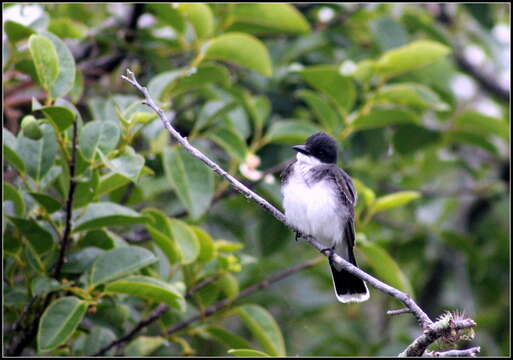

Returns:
281,132,369,303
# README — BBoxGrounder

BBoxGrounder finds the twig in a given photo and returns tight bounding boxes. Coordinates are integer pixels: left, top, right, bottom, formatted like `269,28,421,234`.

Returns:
53,121,79,279
424,346,480,357
387,308,412,316
399,318,477,357
121,68,434,329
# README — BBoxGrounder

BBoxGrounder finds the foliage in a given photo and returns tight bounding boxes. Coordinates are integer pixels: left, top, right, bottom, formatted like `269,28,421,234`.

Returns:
3,3,510,356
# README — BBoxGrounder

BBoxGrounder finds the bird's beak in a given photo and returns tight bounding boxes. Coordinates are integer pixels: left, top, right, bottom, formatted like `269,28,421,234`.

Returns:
292,145,309,155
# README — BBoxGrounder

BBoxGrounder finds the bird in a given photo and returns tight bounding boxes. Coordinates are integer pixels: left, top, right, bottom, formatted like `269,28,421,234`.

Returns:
281,132,369,303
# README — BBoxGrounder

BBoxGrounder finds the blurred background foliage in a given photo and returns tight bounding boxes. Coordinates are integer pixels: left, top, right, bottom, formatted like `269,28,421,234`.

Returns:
3,3,510,357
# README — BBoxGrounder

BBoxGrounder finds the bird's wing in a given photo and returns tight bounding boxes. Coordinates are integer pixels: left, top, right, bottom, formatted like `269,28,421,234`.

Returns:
319,165,358,248
280,159,297,185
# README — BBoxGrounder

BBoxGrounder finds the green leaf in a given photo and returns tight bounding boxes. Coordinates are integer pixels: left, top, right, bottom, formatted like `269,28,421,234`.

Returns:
296,89,342,132
29,192,62,213
88,246,158,287
78,229,127,250
62,247,105,274
194,100,237,133
79,120,121,160
147,4,185,33
100,147,145,182
298,65,356,112
28,34,59,91
358,239,414,296
163,146,214,220
264,120,320,145
208,126,248,162
4,20,35,43
39,105,75,132
72,202,147,233
370,191,421,215
371,17,408,51
8,217,55,255
215,239,244,253
215,272,239,300
228,349,270,357
163,64,230,99
236,304,285,356
375,40,451,80
177,3,214,39
4,183,25,216
191,226,216,263
125,336,167,357
351,108,418,131
228,4,310,35
373,83,450,111
4,139,26,174
96,173,131,198
204,32,273,76
73,168,99,209
147,70,181,102
17,123,58,181
83,327,117,356
453,111,509,140
31,276,65,296
392,124,441,155
42,31,76,99
447,130,498,154
37,296,88,352
70,68,84,103
142,208,182,265
48,18,87,39
205,326,252,350
105,275,185,310
169,219,200,264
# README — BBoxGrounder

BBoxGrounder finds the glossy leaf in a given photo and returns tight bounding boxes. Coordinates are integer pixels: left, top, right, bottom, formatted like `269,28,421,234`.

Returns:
5,20,35,43
8,217,54,254
31,276,65,296
96,173,131,198
351,108,418,131
4,183,25,216
37,296,88,352
204,32,272,76
191,226,216,263
43,31,76,99
208,126,248,161
105,275,185,310
100,146,145,182
162,64,230,99
228,3,310,35
264,120,320,144
83,327,117,356
142,208,182,265
29,34,59,91
88,246,158,287
169,218,200,264
177,3,214,39
163,146,214,220
236,304,285,356
205,326,252,350
375,40,451,79
77,229,127,250
228,349,270,357
393,124,441,154
79,120,121,160
298,65,356,112
73,168,99,209
62,247,105,274
374,83,450,111
17,123,58,181
125,336,167,356
39,105,75,132
358,239,414,296
147,4,185,33
72,202,147,233
48,18,87,39
370,191,421,215
29,192,62,213
296,89,342,132
453,111,509,140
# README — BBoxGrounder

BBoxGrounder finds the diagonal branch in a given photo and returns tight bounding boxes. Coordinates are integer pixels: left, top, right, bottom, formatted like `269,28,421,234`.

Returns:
121,68,434,329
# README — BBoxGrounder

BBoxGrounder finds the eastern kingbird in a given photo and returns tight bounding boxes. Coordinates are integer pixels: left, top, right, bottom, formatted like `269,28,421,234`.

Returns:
281,132,369,303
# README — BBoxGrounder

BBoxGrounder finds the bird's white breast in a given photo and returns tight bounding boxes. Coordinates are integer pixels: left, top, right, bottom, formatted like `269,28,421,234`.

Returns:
282,155,346,246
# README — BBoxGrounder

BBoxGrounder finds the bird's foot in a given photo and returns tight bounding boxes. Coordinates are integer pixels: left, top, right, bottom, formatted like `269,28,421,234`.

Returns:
320,245,336,262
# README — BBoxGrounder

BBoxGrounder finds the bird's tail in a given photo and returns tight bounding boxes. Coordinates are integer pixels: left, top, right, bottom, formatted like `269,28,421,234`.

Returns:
329,246,369,303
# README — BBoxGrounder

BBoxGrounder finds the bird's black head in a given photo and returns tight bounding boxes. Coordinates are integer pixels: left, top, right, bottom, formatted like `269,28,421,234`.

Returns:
293,132,338,164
